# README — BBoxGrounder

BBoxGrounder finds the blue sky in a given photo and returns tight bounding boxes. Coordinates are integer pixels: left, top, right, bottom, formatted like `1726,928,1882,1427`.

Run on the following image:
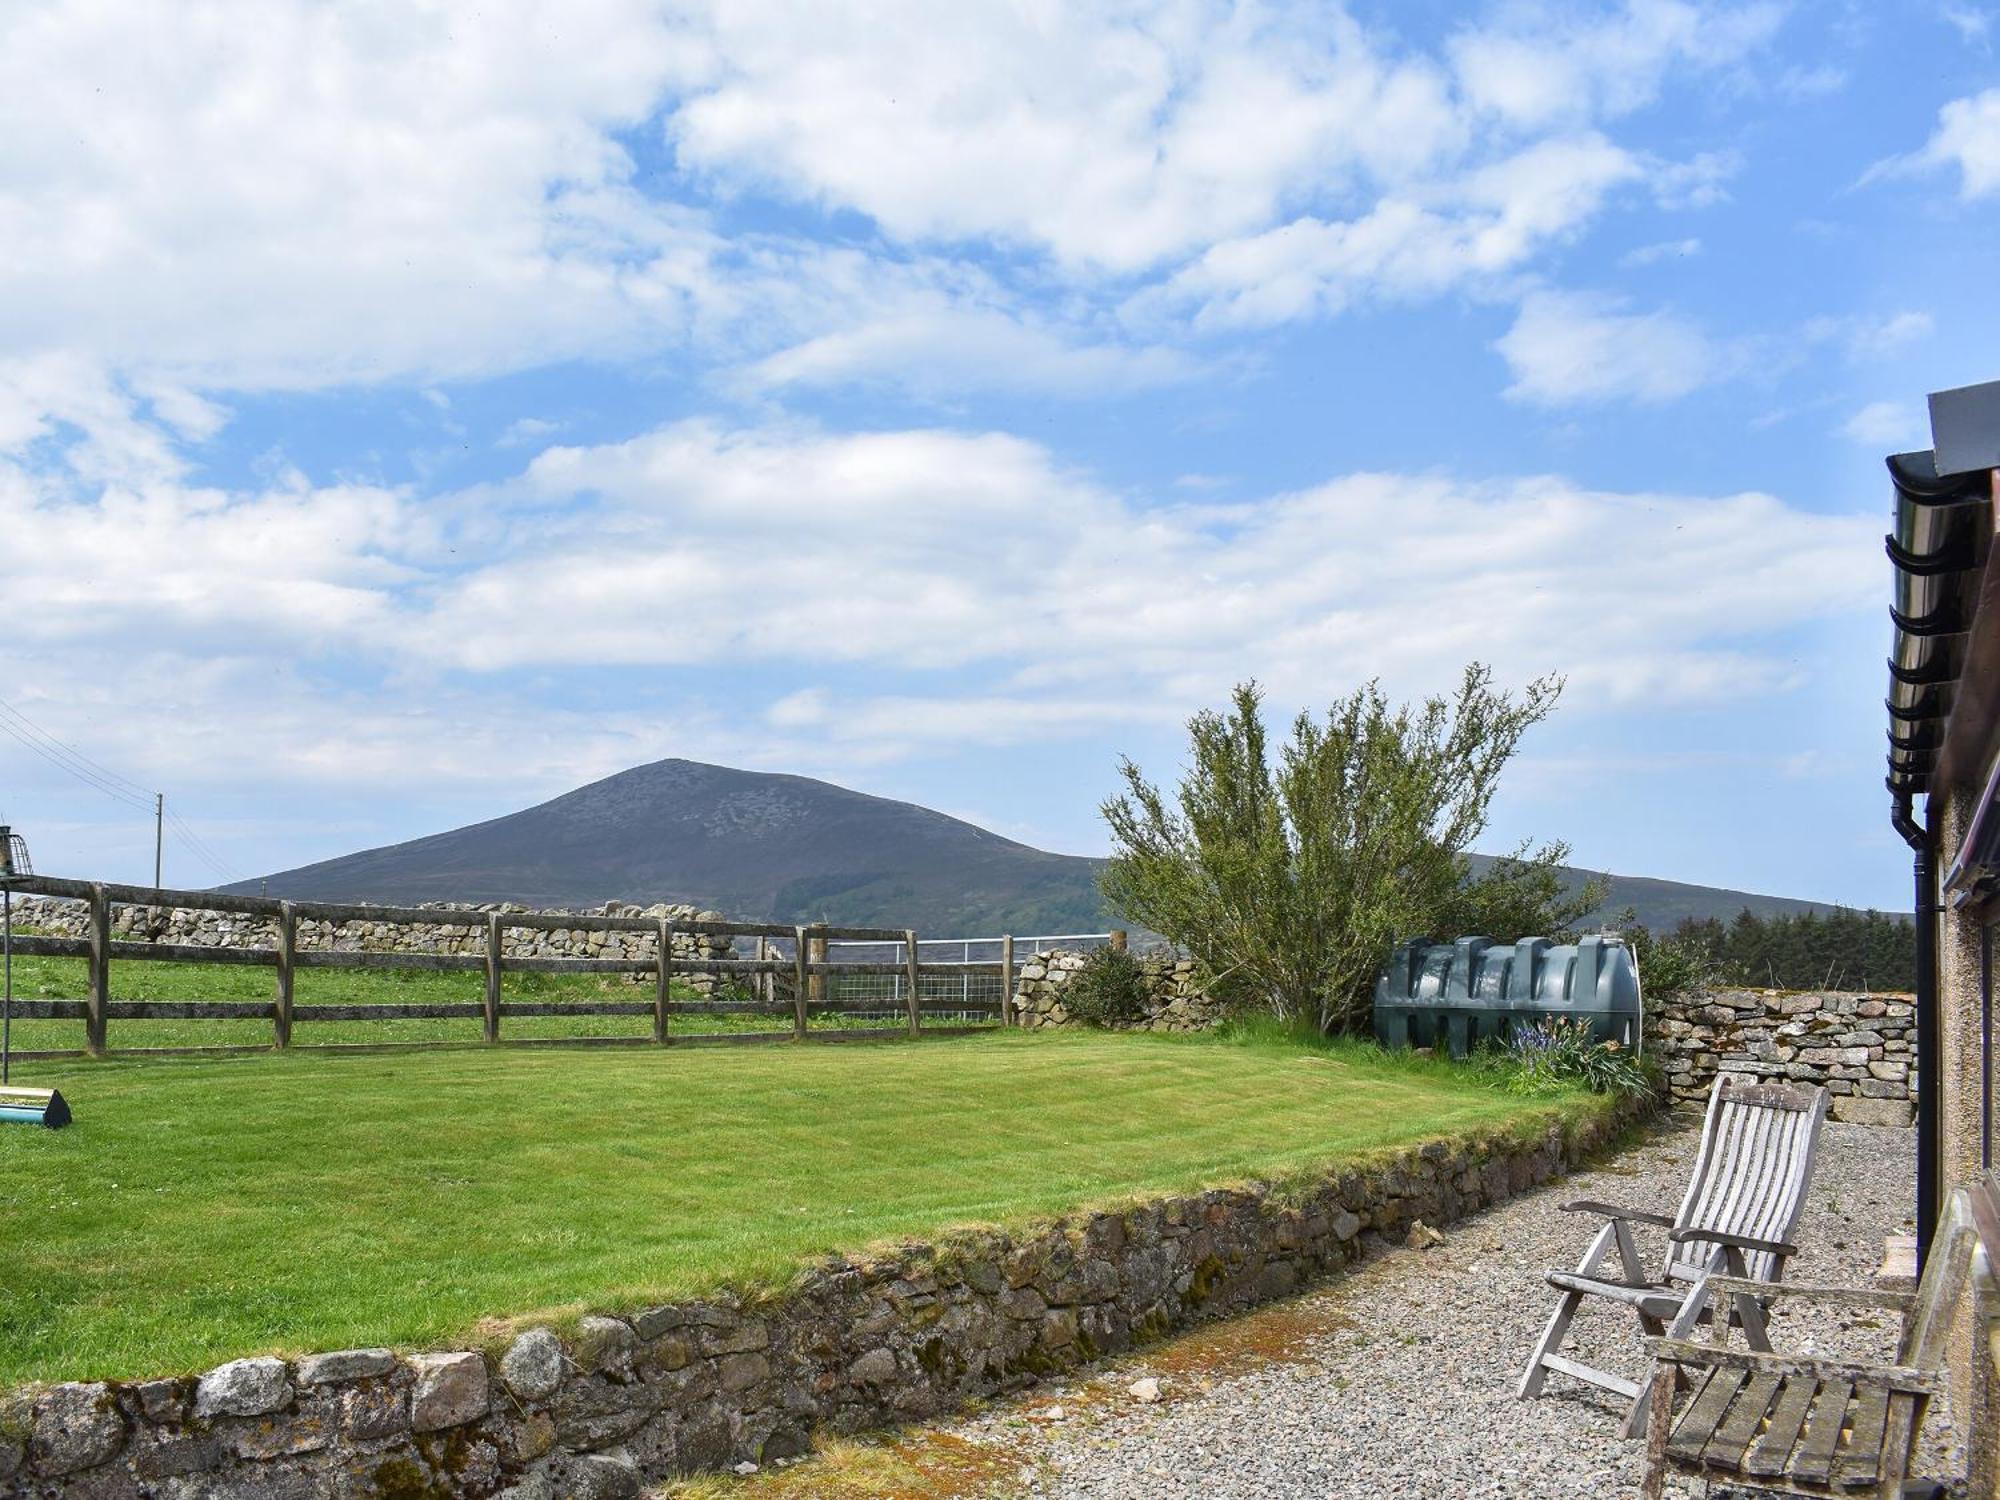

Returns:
2,0,1996,913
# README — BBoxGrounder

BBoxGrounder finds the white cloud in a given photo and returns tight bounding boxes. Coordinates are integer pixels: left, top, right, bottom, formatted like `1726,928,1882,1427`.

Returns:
1495,291,1719,405
666,5,1465,275
1943,6,1993,49
1806,310,1935,361
1449,1,1782,130
1776,63,1847,100
1649,149,1742,209
1146,135,1643,331
7,400,1877,793
0,1,729,392
1916,88,2000,199
0,0,1794,418
1620,237,1702,267
1840,400,1926,447
499,418,562,448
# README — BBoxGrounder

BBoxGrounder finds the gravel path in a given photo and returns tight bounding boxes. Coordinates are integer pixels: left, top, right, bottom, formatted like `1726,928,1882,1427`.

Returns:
924,1118,1928,1500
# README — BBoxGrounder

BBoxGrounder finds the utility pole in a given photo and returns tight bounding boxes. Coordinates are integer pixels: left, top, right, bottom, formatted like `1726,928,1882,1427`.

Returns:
154,793,163,890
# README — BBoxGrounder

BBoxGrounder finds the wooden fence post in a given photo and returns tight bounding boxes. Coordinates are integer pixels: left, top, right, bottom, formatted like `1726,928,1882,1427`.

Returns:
656,920,673,1044
790,930,812,1040
275,902,296,1048
904,929,921,1038
793,926,811,1039
87,881,110,1055
483,913,502,1043
1110,929,1128,953
809,925,827,1014
1000,933,1015,1028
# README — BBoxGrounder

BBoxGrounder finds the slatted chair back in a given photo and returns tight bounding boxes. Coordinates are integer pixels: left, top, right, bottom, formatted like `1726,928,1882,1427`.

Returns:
1896,1169,1995,1367
1666,1078,1830,1285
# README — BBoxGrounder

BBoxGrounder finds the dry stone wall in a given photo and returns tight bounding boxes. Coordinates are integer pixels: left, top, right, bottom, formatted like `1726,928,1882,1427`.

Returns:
1012,951,1918,1129
11,896,746,996
2,1099,1645,1500
1643,987,1917,1127
1012,949,1225,1033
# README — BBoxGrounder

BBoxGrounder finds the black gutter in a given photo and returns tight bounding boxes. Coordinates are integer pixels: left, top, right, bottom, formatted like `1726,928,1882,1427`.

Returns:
1892,792,1942,1263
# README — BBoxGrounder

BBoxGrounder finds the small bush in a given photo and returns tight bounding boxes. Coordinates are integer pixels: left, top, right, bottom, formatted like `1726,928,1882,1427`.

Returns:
1496,1017,1654,1100
1628,927,1717,1000
1061,947,1152,1028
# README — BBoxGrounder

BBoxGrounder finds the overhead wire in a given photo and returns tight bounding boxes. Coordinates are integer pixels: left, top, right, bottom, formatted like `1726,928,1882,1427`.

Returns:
0,693,246,886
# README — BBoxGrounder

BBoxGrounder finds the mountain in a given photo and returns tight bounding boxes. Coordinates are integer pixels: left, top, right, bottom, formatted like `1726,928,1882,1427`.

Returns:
230,757,1880,936
229,759,1108,936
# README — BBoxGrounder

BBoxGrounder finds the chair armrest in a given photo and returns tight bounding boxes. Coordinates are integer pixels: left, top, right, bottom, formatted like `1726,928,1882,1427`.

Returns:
1704,1276,1915,1313
1669,1226,1798,1258
1646,1338,1943,1396
1561,1199,1675,1228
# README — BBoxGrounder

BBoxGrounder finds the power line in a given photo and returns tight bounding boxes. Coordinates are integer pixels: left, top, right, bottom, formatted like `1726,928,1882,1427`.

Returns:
0,694,245,887
0,703,156,813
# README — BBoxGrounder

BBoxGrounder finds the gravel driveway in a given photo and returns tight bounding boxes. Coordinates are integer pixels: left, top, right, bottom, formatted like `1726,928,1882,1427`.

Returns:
751,1118,1925,1500
975,1118,1926,1500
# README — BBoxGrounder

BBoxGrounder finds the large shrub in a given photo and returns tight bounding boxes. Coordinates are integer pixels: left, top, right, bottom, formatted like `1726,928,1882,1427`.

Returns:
1099,664,1565,1034
1061,946,1152,1028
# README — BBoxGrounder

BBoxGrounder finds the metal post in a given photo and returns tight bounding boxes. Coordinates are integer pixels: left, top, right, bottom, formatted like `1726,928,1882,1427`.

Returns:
1895,792,1942,1267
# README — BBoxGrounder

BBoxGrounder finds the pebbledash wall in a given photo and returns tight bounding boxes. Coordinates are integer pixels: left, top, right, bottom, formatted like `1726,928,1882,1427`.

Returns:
3,1098,1646,1500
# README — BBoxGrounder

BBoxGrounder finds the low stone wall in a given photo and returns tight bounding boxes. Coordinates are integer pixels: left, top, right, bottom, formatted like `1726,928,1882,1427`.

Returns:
1644,988,1917,1127
4,1100,1646,1499
12,896,745,996
1012,949,1226,1032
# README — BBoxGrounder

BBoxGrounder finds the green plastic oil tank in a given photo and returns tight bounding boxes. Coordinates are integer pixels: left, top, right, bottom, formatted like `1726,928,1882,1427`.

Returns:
1373,933,1641,1058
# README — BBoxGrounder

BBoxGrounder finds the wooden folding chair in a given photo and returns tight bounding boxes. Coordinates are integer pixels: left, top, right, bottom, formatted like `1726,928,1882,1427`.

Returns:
1639,1170,1999,1499
1517,1075,1831,1435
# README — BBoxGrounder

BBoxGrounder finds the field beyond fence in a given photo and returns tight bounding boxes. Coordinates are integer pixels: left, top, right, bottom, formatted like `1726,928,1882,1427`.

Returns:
0,875,1089,1058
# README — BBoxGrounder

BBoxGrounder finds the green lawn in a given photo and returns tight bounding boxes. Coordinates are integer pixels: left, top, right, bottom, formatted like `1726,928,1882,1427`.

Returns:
0,1030,1602,1386
0,946,932,1050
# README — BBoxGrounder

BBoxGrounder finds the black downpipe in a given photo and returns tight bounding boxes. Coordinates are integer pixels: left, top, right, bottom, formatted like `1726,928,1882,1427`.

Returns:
1893,793,1942,1264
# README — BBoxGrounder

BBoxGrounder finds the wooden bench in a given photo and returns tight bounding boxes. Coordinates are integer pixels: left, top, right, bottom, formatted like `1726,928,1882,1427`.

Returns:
1640,1170,1999,1499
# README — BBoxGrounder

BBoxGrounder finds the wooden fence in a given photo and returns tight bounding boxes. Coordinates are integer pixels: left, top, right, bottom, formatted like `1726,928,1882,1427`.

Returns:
0,875,1020,1060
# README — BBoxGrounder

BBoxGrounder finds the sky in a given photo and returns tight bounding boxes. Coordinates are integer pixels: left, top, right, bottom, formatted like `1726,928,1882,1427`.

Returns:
1,0,1996,913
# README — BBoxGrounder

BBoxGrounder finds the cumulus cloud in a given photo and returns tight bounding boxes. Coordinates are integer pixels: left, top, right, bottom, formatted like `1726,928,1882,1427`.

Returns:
1495,291,1720,404
1448,0,1781,129
1917,88,2000,198
1150,135,1643,330
2,398,1877,797
1840,400,1927,447
1866,88,2000,200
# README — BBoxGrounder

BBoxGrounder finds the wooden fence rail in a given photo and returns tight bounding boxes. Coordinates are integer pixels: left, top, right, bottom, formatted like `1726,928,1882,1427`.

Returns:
0,875,1019,1060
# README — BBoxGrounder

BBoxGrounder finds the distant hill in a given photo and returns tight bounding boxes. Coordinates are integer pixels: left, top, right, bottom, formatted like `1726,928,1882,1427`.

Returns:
231,757,1876,936
1462,855,1854,934
229,759,1107,936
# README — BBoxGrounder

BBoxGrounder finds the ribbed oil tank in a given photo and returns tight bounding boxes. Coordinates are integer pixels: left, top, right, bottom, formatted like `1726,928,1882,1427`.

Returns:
1373,933,1642,1058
